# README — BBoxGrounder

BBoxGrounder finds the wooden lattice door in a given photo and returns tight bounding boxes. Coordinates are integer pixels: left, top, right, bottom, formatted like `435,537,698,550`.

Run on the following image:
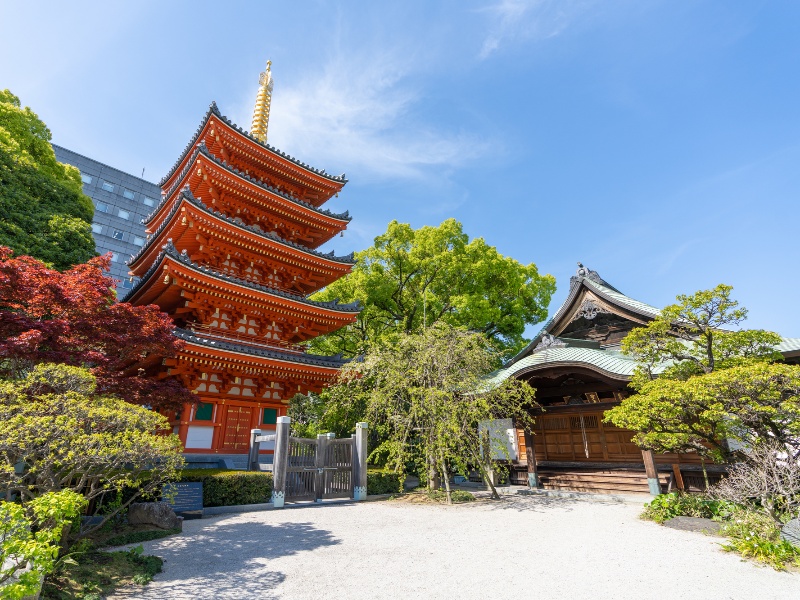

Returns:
283,436,354,502
222,406,253,451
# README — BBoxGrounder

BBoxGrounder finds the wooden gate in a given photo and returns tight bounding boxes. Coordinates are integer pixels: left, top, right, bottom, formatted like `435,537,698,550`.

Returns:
284,436,356,501
248,417,368,507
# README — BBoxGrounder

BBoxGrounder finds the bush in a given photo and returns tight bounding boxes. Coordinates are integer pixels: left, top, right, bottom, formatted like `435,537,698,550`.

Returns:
426,489,475,503
1,490,87,598
367,470,403,495
716,506,800,570
641,492,733,524
176,470,273,507
711,441,800,526
723,536,800,570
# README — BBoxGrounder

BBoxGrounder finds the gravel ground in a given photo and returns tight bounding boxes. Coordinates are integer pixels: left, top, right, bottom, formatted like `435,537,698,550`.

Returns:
108,494,797,600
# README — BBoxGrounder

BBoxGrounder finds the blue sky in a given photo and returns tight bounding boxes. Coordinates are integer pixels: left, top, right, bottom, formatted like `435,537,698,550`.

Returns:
2,1,799,337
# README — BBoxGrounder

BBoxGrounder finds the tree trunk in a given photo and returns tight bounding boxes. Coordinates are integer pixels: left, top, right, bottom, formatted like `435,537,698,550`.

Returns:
427,455,440,491
440,457,452,505
700,457,710,490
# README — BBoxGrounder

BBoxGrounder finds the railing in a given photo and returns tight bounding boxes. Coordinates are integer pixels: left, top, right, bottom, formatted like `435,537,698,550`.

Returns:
185,322,307,355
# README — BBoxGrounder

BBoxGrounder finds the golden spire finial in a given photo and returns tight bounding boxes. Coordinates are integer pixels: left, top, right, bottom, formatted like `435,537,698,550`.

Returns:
251,60,273,143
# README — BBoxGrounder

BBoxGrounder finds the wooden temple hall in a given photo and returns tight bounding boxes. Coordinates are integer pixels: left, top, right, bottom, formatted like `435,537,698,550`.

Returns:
125,62,360,465
490,264,800,495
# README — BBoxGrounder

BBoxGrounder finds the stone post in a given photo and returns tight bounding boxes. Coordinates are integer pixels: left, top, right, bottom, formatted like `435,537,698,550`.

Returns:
248,428,262,472
271,416,290,508
353,422,368,500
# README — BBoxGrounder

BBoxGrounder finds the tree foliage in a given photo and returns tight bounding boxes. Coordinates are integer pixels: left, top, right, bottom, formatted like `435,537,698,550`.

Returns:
0,490,87,598
325,323,537,502
0,90,95,270
0,364,184,532
309,219,555,357
622,284,781,387
606,285,791,461
0,247,192,408
606,362,800,461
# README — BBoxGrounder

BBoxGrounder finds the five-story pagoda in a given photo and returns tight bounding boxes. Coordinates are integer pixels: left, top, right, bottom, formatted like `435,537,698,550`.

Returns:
126,62,359,457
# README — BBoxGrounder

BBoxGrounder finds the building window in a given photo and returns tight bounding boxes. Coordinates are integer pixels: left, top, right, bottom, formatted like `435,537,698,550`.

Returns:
133,236,145,247
120,278,134,289
91,223,102,234
95,202,110,213
112,229,124,240
81,174,93,184
101,181,114,192
110,252,119,263
195,403,214,421
142,196,156,207
117,209,130,220
122,188,135,200
262,408,278,425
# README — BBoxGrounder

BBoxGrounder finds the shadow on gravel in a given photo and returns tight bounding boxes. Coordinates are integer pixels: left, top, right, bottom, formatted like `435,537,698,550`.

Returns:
112,520,340,600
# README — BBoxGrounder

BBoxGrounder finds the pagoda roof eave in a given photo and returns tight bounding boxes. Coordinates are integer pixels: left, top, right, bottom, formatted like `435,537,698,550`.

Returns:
146,145,352,228
123,241,361,316
128,189,355,273
174,328,347,370
159,102,348,189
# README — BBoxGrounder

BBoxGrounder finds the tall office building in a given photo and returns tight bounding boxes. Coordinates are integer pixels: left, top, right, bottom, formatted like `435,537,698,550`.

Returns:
52,144,157,290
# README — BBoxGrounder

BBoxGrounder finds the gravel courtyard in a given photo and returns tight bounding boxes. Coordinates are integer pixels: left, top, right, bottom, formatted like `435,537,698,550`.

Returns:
109,494,797,600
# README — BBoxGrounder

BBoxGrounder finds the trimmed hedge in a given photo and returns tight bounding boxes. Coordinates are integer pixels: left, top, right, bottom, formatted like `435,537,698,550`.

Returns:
177,469,273,507
367,470,403,495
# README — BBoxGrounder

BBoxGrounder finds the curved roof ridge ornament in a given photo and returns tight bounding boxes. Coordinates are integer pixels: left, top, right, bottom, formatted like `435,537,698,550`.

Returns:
533,334,566,353
570,261,621,292
251,60,273,143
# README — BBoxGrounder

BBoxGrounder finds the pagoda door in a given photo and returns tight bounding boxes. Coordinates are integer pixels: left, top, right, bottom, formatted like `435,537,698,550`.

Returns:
221,406,253,451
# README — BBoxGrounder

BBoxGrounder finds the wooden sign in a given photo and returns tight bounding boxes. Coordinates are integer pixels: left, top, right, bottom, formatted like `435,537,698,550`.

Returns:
163,482,203,513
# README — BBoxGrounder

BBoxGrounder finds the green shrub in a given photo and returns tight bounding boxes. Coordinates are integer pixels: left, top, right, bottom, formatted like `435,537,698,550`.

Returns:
176,469,273,507
641,492,733,524
723,537,800,570
367,470,403,495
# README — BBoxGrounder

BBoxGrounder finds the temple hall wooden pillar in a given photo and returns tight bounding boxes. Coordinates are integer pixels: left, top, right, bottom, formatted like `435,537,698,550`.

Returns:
642,449,660,496
523,428,539,489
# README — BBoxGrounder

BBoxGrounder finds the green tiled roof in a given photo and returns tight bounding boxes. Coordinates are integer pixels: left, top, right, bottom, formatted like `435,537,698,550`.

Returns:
487,346,663,386
582,278,661,319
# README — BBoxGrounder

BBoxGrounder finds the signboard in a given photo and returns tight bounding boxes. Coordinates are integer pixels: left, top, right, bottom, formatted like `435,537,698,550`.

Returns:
478,418,518,461
163,482,203,512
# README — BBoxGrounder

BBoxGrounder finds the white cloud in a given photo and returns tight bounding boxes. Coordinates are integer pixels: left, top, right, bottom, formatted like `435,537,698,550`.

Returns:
257,51,492,181
478,0,597,59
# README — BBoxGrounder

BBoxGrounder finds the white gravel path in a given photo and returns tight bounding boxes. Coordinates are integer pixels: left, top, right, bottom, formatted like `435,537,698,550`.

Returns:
108,495,797,600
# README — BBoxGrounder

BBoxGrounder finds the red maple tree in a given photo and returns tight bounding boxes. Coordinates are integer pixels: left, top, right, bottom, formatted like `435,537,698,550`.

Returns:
0,247,192,409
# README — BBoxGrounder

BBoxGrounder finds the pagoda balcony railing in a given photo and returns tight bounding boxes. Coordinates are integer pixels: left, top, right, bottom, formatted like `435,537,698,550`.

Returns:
185,322,308,355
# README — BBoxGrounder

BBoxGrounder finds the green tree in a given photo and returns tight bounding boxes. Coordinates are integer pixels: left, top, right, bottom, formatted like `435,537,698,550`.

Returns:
0,364,184,535
309,219,555,357
606,362,800,461
325,323,538,503
606,285,790,462
0,90,95,270
621,284,781,387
